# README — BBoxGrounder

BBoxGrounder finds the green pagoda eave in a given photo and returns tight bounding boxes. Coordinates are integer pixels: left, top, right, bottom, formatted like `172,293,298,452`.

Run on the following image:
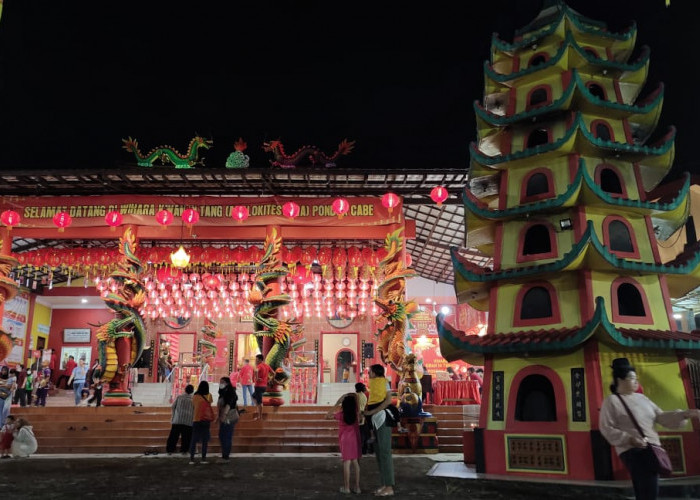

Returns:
477,70,663,132
470,113,675,170
454,220,700,284
462,163,689,234
484,32,650,86
491,6,635,56
436,297,700,363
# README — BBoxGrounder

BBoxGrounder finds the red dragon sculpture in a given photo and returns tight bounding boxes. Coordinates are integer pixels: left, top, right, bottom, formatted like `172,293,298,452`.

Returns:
262,139,355,168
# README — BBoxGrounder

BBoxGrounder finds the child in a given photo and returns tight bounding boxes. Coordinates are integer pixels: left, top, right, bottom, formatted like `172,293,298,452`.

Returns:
34,371,49,407
326,393,361,494
0,415,16,458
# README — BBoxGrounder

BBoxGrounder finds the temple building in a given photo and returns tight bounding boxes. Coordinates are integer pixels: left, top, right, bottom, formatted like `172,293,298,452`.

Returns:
437,1,700,480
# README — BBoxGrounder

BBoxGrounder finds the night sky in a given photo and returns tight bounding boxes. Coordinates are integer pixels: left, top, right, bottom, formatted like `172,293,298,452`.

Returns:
0,1,697,182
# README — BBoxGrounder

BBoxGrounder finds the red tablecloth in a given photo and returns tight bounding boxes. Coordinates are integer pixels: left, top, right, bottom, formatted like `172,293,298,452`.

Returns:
432,380,481,405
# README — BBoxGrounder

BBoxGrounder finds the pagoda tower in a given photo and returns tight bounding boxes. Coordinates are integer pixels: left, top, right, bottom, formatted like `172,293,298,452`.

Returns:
437,1,700,481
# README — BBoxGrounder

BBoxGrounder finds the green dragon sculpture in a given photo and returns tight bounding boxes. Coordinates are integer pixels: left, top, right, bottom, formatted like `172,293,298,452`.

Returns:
374,228,418,371
122,135,213,168
95,227,147,406
248,228,303,400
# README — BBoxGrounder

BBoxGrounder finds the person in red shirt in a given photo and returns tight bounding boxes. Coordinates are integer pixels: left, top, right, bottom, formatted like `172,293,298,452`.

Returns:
253,354,272,421
238,358,255,407
56,356,77,390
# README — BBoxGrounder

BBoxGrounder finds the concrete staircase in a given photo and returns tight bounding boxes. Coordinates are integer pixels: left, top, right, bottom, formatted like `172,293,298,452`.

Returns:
130,383,171,406
12,404,471,455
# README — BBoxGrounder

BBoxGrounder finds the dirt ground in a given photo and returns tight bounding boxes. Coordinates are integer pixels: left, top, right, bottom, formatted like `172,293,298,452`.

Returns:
0,455,647,500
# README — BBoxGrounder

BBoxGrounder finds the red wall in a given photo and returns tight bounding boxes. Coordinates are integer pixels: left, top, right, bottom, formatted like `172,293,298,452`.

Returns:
48,308,113,374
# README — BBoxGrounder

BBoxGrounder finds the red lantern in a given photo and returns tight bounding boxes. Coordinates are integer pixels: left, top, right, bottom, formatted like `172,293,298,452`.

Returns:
331,197,350,219
156,209,174,229
0,210,20,231
232,205,249,223
301,247,317,268
282,201,300,219
381,192,400,213
430,186,449,206
53,212,72,232
182,208,200,226
361,247,374,266
105,210,123,231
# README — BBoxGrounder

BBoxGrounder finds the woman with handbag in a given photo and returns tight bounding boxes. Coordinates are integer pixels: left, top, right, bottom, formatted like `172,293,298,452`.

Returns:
216,376,239,461
189,381,214,465
599,358,700,500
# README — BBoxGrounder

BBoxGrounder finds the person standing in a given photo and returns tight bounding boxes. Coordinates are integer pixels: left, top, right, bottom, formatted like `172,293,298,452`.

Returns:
363,364,395,497
239,358,255,407
21,368,33,407
34,369,49,407
56,355,76,390
67,358,88,406
326,392,361,494
166,384,194,455
252,354,272,421
12,365,26,406
216,376,239,461
599,358,700,500
86,365,103,407
189,381,214,465
0,366,15,427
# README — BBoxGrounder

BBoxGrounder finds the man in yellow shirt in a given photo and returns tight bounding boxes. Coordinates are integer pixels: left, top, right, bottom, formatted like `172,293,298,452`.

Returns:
362,364,395,497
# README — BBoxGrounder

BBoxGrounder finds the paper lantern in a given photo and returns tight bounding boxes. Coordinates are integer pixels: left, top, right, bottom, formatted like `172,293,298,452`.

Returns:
0,210,20,231
170,246,191,268
282,201,300,219
430,186,449,206
331,197,350,219
182,208,200,226
381,192,400,213
105,210,123,231
156,209,174,228
53,212,72,232
232,205,249,223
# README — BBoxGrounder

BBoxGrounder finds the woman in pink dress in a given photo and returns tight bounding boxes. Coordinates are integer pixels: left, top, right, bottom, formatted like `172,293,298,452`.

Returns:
326,393,361,494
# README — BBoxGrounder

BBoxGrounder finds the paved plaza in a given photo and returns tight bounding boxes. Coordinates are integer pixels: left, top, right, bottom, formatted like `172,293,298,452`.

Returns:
2,453,699,499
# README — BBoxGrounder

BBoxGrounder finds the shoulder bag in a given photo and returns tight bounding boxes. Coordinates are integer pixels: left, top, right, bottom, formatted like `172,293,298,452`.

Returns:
226,406,240,425
616,394,673,477
199,395,215,422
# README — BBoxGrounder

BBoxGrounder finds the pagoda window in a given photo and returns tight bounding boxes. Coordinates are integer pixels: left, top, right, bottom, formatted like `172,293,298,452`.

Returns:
515,374,557,422
603,215,640,258
528,52,549,68
521,168,554,202
591,120,614,142
518,222,558,262
526,128,550,149
685,216,697,250
514,282,561,326
612,277,653,324
526,85,551,110
583,47,600,59
586,82,606,100
595,163,627,198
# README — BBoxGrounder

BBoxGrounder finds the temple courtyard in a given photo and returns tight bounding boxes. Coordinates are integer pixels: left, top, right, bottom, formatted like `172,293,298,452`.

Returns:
1,454,699,499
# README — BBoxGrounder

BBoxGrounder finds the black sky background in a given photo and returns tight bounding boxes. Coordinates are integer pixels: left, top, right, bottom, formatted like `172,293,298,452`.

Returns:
0,0,696,182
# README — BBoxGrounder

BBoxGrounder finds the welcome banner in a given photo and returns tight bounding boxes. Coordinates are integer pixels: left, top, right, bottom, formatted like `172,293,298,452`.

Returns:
3,195,402,228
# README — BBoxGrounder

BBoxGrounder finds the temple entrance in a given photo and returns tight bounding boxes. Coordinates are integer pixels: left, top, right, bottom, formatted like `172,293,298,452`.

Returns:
320,332,358,383
335,348,356,383
156,331,195,383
